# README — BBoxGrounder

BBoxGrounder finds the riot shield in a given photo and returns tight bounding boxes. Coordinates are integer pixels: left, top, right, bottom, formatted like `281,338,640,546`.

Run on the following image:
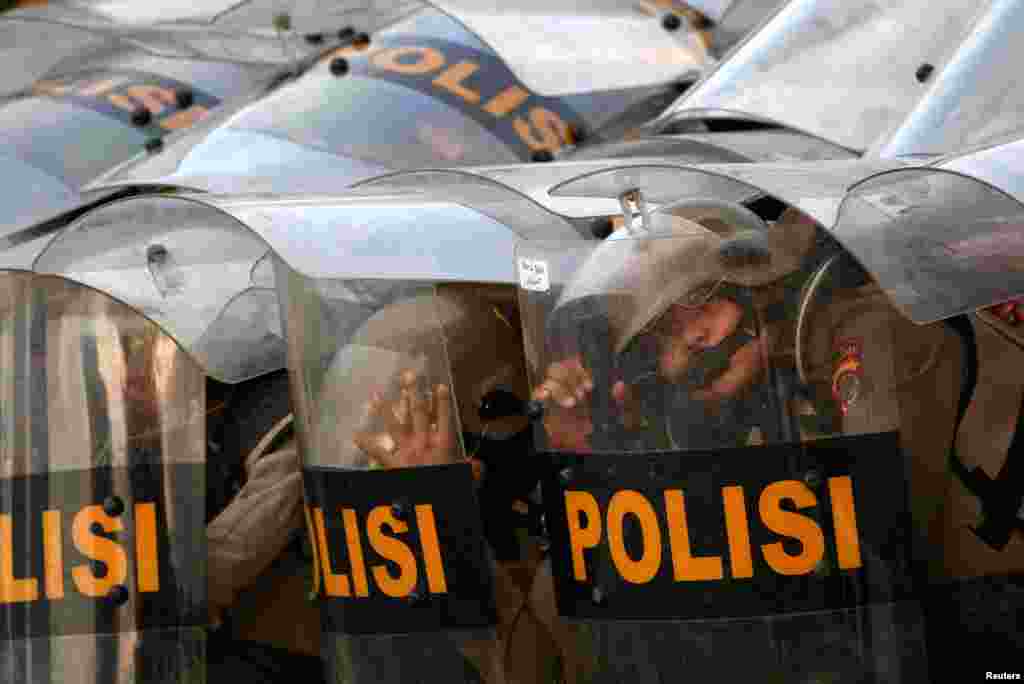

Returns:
515,206,949,682
657,0,988,153
0,271,206,683
828,145,1024,675
279,265,578,683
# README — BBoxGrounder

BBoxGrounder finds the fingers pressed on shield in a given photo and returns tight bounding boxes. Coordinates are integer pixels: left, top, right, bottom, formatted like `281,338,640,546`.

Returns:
611,380,641,430
433,383,455,451
399,368,420,389
410,384,431,436
535,355,593,408
353,430,400,468
550,356,594,397
392,389,411,430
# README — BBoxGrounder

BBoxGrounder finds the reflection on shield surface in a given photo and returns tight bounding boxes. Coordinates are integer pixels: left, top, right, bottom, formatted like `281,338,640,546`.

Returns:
0,272,205,684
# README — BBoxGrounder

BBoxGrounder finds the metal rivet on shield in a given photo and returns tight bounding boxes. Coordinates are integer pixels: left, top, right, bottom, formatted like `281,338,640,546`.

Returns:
131,107,152,126
673,79,692,94
803,468,823,490
532,149,555,163
558,467,574,485
525,400,545,421
590,585,606,606
591,217,614,239
174,89,193,109
107,584,130,607
330,57,350,76
273,13,292,32
662,13,682,31
305,32,325,44
102,496,125,517
693,14,714,30
648,462,664,481
915,63,935,83
147,244,169,265
391,498,411,521
144,138,163,154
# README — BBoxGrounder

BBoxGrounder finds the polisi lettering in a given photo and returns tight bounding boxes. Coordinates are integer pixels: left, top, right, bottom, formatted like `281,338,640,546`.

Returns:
327,39,575,155
0,502,160,605
565,476,862,584
306,503,448,599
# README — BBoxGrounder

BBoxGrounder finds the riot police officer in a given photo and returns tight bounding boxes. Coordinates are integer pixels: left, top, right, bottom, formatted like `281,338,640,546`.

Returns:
336,283,591,684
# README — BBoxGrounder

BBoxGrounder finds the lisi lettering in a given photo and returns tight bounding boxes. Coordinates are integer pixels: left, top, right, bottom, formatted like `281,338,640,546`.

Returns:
305,503,448,599
565,476,862,584
0,502,160,604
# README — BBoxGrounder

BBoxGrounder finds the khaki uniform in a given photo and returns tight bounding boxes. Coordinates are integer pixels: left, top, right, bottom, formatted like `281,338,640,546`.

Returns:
207,442,323,661
805,282,1024,674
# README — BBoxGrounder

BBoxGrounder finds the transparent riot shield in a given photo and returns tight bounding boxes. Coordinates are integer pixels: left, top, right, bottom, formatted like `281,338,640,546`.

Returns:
829,155,1024,675
0,271,206,683
279,266,576,683
515,206,948,683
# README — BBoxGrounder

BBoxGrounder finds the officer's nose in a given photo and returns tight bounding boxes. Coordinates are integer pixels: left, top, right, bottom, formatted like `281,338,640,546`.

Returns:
682,314,713,349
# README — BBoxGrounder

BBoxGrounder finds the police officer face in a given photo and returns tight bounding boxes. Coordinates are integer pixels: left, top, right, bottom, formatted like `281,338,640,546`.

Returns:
647,296,746,384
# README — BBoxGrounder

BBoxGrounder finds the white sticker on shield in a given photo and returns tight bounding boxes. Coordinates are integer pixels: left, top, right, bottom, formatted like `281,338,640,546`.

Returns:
518,257,551,292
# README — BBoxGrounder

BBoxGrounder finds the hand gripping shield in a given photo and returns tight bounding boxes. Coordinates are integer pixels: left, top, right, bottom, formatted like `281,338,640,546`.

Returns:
0,271,206,684
515,189,953,682
265,183,592,684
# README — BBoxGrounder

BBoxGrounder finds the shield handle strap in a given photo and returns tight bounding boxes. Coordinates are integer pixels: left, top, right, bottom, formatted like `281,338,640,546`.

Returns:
944,315,1024,552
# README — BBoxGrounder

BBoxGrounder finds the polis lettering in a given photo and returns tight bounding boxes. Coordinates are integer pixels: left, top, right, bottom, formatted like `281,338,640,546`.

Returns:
0,502,160,605
307,503,448,599
565,476,862,584
334,42,573,153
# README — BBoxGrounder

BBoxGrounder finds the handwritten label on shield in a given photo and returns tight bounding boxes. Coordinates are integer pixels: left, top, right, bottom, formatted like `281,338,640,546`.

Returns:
518,257,550,292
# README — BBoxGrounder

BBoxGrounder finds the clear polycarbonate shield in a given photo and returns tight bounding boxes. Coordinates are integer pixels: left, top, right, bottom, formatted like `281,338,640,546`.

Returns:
86,6,562,193
0,271,205,684
1,0,418,73
0,18,107,95
656,0,988,153
429,0,710,97
512,205,963,681
832,139,1024,326
877,0,1024,159
0,153,81,244
708,0,784,57
0,8,287,240
32,195,284,384
278,269,520,683
86,2,711,195
67,0,424,30
547,159,905,228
